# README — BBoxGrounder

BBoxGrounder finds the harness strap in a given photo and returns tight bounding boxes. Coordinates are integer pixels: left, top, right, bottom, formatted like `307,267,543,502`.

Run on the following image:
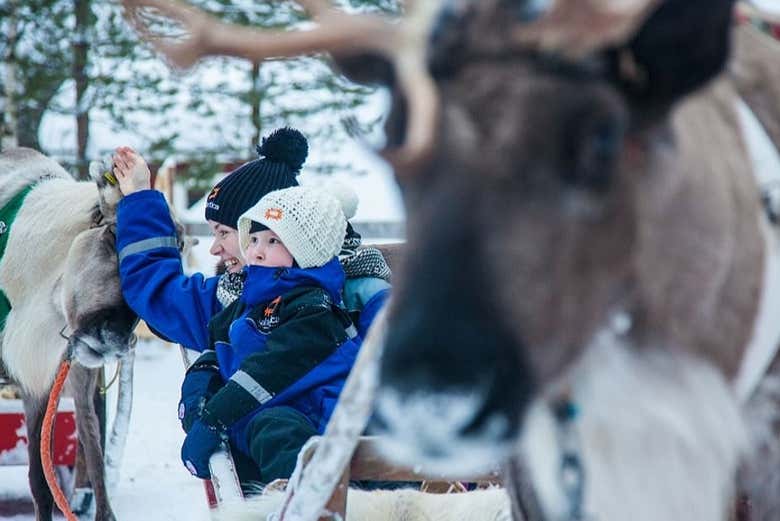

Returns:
733,98,780,403
552,397,585,521
117,235,179,264
0,185,34,331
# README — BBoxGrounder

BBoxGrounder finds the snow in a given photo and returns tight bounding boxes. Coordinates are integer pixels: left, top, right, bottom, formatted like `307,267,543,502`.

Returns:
0,340,209,520
0,440,28,466
108,342,207,519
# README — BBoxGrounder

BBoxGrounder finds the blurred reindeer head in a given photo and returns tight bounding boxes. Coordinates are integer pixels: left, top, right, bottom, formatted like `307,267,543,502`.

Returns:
121,0,774,472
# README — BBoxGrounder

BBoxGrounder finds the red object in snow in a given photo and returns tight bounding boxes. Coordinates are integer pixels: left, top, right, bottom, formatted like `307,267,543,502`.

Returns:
0,397,77,466
203,480,219,509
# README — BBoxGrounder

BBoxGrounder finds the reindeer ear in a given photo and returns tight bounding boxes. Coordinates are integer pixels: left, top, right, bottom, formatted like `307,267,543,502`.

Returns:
89,159,122,219
89,160,106,185
609,0,736,109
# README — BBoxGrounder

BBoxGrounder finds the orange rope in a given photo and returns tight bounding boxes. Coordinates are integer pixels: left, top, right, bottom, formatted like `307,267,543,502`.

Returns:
41,358,78,521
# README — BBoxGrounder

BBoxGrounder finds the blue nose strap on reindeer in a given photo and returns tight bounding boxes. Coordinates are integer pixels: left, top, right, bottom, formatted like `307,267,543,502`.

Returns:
552,396,586,521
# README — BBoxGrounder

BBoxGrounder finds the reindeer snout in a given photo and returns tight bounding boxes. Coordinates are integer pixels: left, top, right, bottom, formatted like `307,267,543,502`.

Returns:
70,305,138,368
376,255,535,472
375,308,532,473
378,309,531,432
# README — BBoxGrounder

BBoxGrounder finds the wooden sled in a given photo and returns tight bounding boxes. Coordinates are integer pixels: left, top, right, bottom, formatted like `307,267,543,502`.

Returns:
303,435,502,520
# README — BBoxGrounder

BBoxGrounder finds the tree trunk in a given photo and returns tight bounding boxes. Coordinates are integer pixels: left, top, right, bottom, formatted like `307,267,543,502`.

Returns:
250,63,262,154
73,0,91,179
17,105,46,151
1,0,19,151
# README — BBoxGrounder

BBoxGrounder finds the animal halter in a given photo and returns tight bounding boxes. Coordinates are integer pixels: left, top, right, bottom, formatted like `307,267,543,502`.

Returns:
552,395,587,521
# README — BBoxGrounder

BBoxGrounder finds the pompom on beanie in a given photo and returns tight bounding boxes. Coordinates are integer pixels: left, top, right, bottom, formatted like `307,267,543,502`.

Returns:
238,183,358,269
205,127,308,229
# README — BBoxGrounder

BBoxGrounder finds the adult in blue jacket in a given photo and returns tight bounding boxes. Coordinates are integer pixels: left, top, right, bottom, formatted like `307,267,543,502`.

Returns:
112,127,391,353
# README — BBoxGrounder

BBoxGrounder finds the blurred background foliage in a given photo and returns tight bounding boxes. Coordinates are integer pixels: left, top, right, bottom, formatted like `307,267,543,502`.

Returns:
0,0,398,192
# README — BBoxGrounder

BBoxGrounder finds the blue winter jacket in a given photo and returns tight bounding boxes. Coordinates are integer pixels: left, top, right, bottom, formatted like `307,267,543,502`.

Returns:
199,260,360,445
116,190,390,351
117,190,220,351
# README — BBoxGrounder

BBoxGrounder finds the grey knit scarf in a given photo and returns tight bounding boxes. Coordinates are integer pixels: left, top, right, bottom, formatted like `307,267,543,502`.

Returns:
339,224,392,282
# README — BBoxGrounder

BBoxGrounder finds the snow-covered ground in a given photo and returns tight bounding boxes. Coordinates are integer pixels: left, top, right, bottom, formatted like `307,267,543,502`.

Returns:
1,241,219,519
0,339,209,519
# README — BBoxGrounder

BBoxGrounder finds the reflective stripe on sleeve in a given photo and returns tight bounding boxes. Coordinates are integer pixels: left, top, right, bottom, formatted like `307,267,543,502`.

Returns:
118,236,179,263
230,370,274,405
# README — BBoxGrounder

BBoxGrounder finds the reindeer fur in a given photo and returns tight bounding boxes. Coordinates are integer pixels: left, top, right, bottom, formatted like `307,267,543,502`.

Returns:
377,20,778,521
0,148,135,521
731,25,780,153
521,321,747,521
215,487,511,521
741,371,780,521
1,177,101,396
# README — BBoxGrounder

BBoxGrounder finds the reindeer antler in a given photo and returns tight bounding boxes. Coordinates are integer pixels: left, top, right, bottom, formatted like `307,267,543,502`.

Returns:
121,0,441,173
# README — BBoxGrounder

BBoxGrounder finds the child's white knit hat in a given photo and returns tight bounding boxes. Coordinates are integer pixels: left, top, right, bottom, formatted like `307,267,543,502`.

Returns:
238,182,357,268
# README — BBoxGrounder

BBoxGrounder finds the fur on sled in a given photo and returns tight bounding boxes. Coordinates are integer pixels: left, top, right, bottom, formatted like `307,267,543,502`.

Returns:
213,486,510,521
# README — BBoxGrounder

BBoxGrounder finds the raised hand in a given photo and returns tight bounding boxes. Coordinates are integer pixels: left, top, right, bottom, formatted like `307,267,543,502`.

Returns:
112,146,152,195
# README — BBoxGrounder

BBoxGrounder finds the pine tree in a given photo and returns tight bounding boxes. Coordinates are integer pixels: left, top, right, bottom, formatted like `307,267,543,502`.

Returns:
0,0,72,152
163,0,399,189
2,0,399,184
0,0,182,177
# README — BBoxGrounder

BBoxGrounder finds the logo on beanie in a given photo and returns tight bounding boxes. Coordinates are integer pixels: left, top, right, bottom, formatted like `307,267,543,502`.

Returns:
208,187,220,200
265,208,283,220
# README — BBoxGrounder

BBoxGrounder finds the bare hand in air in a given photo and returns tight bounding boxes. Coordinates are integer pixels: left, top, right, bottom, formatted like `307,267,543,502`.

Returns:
112,146,152,195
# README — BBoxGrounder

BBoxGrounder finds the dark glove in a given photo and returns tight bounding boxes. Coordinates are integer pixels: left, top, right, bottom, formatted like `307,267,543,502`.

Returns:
181,419,224,479
179,359,222,433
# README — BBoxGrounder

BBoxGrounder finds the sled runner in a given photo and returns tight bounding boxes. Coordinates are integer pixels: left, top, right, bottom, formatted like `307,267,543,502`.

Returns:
290,435,503,520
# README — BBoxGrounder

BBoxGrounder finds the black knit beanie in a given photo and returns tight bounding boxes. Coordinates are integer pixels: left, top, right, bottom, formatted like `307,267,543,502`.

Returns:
205,127,308,229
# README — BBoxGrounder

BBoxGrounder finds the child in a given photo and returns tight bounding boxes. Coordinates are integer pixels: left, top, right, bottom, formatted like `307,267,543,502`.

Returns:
179,185,362,484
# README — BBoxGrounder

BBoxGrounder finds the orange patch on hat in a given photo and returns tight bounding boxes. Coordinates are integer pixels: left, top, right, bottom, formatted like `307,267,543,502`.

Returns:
265,208,283,220
208,187,220,200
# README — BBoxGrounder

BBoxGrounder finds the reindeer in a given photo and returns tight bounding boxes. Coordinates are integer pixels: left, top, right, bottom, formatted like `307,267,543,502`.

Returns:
0,148,137,521
121,0,780,519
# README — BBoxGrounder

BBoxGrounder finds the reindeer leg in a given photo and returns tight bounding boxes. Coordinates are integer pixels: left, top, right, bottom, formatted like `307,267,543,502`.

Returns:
74,438,89,488
71,364,116,521
22,391,55,521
